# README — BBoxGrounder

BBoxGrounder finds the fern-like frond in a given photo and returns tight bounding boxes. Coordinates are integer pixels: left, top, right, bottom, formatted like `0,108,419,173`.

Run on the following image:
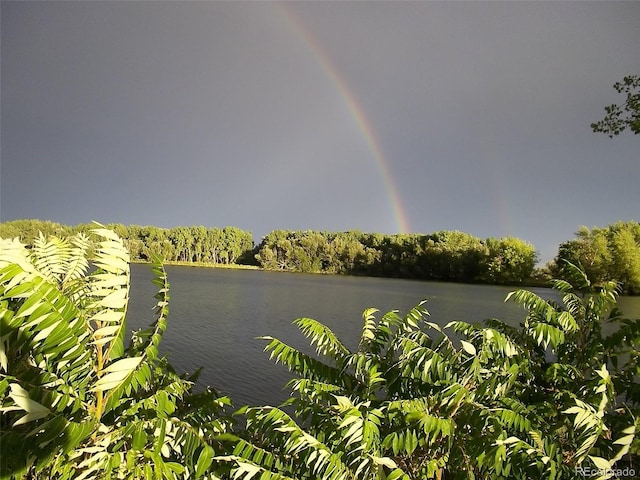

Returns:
557,260,591,292
563,399,606,464
0,266,94,396
61,233,91,290
286,377,343,404
240,405,354,480
342,352,387,395
399,342,458,386
87,225,131,364
367,303,428,359
506,289,557,321
294,317,350,362
0,261,96,476
493,397,533,433
103,256,170,412
261,336,348,387
1,227,237,478
0,237,35,275
528,322,566,350
359,308,379,352
486,329,520,359
32,233,71,285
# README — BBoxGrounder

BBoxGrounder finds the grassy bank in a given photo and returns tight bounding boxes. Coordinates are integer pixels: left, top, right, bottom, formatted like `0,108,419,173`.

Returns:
133,259,261,270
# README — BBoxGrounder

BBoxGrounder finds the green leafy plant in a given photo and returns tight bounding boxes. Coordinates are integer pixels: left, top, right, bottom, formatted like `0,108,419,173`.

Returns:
229,263,638,479
0,226,233,479
2,226,637,480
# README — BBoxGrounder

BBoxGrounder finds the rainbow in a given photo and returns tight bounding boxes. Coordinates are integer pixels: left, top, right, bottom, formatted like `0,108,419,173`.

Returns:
278,4,411,234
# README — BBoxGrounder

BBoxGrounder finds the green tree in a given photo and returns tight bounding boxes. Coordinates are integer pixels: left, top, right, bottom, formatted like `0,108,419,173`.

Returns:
555,227,611,285
611,228,640,294
221,226,253,265
190,226,207,263
591,75,640,137
482,237,538,285
0,220,71,243
255,230,294,270
554,222,640,294
329,231,378,274
422,231,488,282
168,226,192,262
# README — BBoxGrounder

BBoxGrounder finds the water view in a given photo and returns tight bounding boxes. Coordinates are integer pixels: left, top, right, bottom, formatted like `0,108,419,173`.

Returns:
127,264,640,407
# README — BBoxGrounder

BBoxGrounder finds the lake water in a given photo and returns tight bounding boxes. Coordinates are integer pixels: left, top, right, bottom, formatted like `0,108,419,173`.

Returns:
127,264,640,407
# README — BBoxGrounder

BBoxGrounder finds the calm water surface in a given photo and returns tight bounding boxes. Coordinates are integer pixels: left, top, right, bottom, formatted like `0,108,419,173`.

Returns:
127,264,640,407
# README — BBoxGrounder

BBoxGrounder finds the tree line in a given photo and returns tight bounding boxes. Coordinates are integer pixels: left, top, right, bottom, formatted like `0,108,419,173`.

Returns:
255,229,538,285
2,219,639,291
0,220,538,285
0,220,255,265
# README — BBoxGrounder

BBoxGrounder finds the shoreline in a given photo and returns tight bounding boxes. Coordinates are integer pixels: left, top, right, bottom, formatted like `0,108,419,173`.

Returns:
131,260,261,271
132,259,553,290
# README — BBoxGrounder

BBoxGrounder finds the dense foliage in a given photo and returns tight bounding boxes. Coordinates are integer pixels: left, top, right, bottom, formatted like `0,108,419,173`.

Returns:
0,227,235,478
0,220,538,285
0,220,255,265
255,229,537,285
1,228,639,479
6,218,639,293
552,221,640,295
591,75,640,137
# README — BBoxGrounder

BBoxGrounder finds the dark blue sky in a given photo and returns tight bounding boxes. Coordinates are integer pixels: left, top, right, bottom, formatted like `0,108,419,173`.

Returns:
2,1,638,263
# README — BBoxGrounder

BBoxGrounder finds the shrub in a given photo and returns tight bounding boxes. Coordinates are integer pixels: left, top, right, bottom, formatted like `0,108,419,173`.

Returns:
0,227,233,479
230,264,639,479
